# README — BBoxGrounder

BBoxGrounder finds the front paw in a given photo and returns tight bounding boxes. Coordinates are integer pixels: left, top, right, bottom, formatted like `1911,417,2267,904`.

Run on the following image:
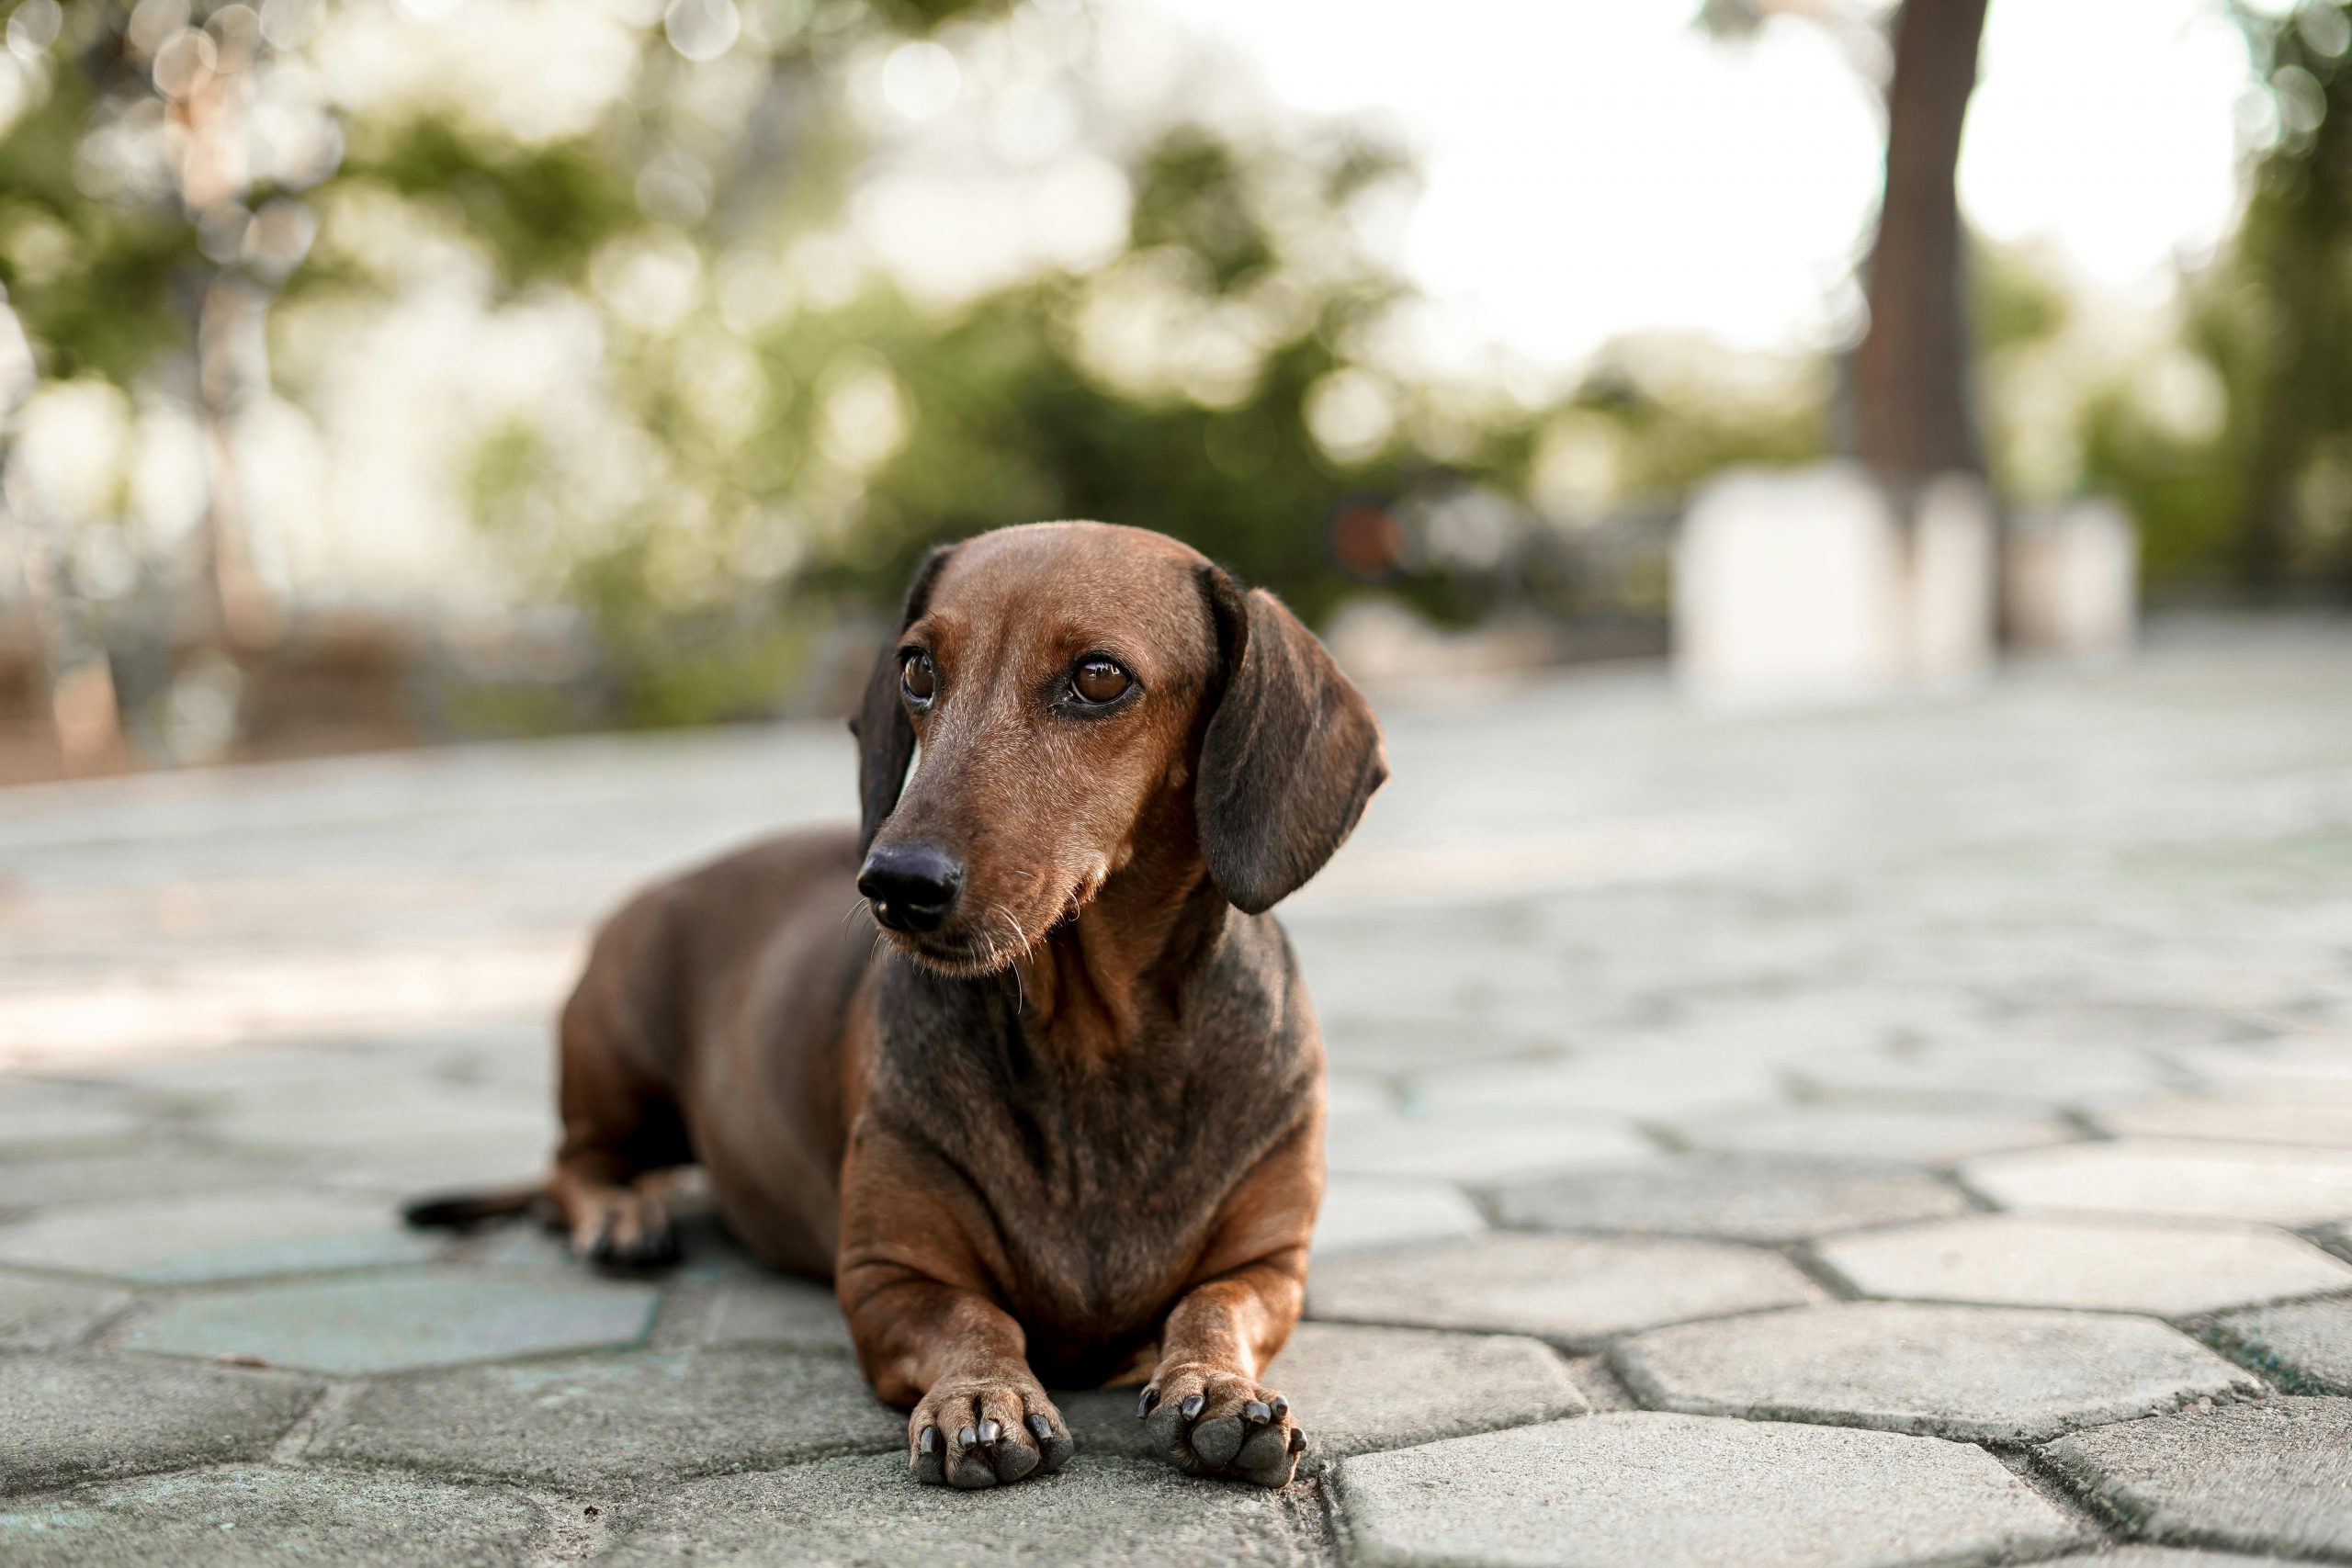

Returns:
1137,1365,1304,1487
909,1371,1074,1489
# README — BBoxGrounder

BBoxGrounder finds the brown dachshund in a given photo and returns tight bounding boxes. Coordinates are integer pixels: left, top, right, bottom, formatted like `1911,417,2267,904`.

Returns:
408,521,1385,1489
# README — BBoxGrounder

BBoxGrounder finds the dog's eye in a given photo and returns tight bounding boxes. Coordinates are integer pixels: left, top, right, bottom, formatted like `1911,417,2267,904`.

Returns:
900,651,935,703
1069,658,1132,705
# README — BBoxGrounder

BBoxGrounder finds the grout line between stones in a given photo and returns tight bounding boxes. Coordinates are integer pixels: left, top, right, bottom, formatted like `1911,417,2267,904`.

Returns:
1987,1445,2123,1556
521,1485,617,1567
1560,1352,1641,1413
267,1380,366,1463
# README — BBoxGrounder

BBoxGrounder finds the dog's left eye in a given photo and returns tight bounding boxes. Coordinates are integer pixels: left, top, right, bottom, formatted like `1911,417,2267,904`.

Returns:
1069,658,1132,705
901,651,936,703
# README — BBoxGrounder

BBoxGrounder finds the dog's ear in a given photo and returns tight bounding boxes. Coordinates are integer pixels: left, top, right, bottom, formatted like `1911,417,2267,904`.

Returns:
853,544,955,855
1194,565,1387,914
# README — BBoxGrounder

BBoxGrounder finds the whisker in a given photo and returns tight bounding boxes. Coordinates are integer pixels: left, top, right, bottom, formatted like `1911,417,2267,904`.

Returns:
988,904,1030,1013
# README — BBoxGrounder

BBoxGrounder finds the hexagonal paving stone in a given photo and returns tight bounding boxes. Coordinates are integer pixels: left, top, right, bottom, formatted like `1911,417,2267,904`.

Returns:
1402,1047,1785,1120
2208,1296,2352,1394
0,1352,322,1491
1613,1302,2260,1443
1061,1320,1587,1477
1816,1213,2352,1316
1326,1070,1396,1118
1983,1002,2261,1055
2098,1093,2352,1148
435,1030,559,1095
92,1041,424,1098
689,1274,853,1352
1962,1139,2352,1225
2037,1551,2302,1568
117,1269,657,1373
313,1347,901,1490
1325,1109,1657,1184
0,1145,305,1208
1312,1174,1486,1259
316,1134,548,1200
0,1464,548,1566
0,1270,130,1349
1330,1413,2077,1568
0,1190,443,1283
1308,1234,1821,1348
2041,1397,2352,1559
1792,1040,2173,1107
466,1213,771,1285
1671,1103,2075,1165
1317,1013,1554,1074
1495,1156,1971,1243
0,1081,146,1154
603,1452,1317,1566
2173,1037,2352,1097
203,1077,552,1156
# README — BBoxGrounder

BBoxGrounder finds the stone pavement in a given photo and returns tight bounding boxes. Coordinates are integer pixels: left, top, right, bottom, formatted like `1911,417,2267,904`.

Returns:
1,619,2350,1566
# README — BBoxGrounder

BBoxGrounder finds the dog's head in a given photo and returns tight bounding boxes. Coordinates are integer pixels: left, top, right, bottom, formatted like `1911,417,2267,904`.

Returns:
850,521,1386,975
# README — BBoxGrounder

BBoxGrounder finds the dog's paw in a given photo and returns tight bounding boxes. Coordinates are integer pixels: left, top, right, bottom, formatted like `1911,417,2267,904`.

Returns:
1138,1364,1303,1487
909,1371,1074,1489
565,1185,680,1270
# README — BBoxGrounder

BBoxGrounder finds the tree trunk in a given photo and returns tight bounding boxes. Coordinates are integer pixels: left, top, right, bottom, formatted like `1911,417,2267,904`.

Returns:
1849,0,1990,484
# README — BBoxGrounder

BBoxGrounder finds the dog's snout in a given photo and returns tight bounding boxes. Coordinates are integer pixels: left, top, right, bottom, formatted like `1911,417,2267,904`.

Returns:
858,843,965,933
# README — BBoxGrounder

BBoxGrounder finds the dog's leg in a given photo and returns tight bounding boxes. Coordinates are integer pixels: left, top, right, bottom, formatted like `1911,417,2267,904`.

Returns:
1137,1122,1317,1488
549,1162,687,1268
548,989,693,1269
835,1126,1076,1490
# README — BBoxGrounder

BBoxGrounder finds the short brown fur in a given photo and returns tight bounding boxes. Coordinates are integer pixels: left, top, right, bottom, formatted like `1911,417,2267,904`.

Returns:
408,521,1386,1489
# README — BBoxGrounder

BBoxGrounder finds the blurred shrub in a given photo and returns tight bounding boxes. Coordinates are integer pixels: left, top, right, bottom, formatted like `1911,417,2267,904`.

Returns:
0,0,1836,748
2080,0,2352,601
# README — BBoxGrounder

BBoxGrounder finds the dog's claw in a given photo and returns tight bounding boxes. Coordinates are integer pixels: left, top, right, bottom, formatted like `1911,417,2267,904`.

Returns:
1142,1370,1301,1487
1289,1427,1306,1453
912,1423,947,1487
1137,1386,1160,1418
910,1379,1070,1488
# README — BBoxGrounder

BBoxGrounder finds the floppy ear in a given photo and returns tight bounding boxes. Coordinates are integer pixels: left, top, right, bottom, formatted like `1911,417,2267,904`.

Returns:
852,544,955,855
1195,565,1388,914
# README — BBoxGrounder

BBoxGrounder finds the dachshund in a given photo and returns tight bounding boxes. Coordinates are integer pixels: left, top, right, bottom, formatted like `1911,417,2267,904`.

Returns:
407,521,1386,1489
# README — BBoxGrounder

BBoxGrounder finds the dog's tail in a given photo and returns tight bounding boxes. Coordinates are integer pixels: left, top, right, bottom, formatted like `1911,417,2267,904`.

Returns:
401,1185,545,1231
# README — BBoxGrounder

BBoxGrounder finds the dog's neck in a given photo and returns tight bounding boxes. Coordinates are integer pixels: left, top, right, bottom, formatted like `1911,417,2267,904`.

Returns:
1009,805,1230,1064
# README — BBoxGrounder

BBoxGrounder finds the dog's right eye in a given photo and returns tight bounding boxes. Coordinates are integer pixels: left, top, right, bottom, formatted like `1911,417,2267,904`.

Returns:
900,651,935,703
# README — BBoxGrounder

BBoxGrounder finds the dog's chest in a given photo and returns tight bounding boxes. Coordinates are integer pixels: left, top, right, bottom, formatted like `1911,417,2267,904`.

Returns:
1008,1062,1286,1280
904,1043,1305,1338
873,934,1313,1346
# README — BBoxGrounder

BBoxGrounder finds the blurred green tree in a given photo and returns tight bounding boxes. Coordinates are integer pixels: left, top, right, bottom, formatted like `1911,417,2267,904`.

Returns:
2081,0,2352,600
0,0,1827,756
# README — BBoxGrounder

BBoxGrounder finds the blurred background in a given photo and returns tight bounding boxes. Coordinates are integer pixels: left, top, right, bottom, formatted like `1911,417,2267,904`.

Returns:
0,0,2346,779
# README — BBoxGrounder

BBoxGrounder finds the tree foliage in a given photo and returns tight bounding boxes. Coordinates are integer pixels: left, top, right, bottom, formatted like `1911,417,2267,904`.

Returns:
0,0,1838,743
2084,1,2352,599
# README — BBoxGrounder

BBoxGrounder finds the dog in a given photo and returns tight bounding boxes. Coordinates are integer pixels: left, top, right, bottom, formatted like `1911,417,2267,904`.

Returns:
407,521,1386,1490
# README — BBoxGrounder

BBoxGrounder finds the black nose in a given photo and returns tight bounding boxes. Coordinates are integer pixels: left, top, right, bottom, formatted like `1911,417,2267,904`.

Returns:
857,843,965,933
